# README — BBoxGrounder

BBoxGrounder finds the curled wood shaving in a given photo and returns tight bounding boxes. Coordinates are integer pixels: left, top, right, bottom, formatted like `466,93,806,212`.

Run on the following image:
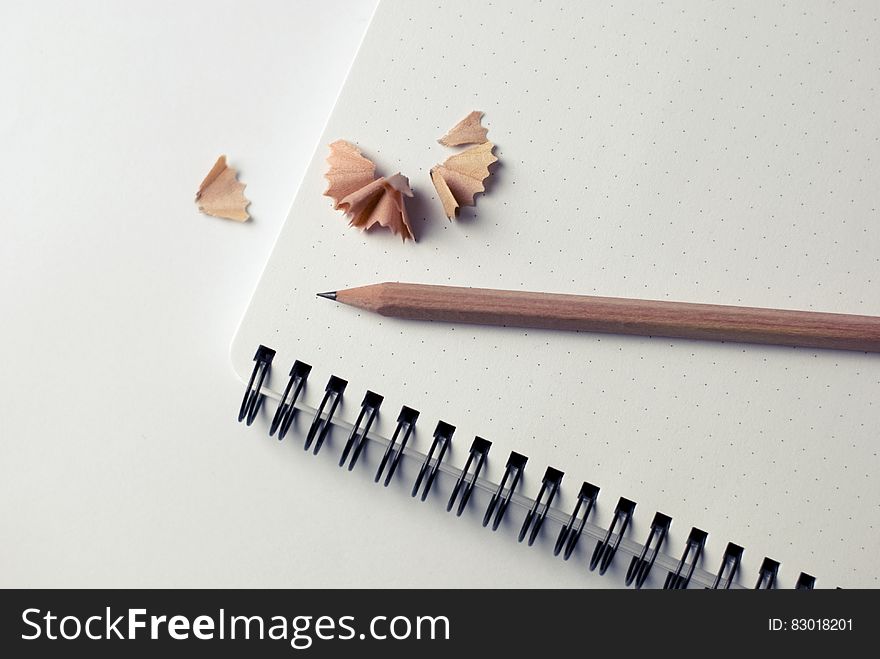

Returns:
324,141,415,241
344,173,414,241
323,140,376,210
438,111,488,146
195,155,250,222
430,142,497,219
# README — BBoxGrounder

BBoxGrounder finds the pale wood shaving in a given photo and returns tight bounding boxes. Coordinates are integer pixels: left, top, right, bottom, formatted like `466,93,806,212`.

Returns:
438,111,488,146
431,168,458,219
195,155,250,222
430,142,497,219
325,140,415,241
323,140,376,210
342,173,415,242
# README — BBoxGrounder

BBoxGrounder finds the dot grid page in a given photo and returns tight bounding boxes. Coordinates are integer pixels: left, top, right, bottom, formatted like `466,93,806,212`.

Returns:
233,0,880,587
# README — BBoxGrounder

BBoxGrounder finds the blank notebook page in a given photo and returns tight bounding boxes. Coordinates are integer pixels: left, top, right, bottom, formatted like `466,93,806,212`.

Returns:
233,0,880,587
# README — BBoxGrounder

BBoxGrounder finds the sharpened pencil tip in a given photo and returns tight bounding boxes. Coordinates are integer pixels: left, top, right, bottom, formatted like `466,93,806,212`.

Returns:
316,291,337,301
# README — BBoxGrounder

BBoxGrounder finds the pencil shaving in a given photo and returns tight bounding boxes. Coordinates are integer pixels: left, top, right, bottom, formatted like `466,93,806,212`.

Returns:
342,173,415,242
438,110,489,146
324,140,415,241
430,142,497,219
195,155,250,222
323,140,377,209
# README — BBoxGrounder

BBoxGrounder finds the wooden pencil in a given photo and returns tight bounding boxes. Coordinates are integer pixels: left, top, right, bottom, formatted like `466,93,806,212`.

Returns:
317,282,880,353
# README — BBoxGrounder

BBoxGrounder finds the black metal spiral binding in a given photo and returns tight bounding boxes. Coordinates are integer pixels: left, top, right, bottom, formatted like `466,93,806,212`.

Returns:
375,406,419,486
518,467,563,546
795,572,816,590
709,542,744,589
238,345,275,426
755,557,780,589
664,527,707,589
554,481,600,560
303,376,347,454
447,437,491,516
482,452,528,531
626,512,672,589
411,421,455,501
240,345,828,589
269,360,311,439
590,497,636,575
339,391,383,471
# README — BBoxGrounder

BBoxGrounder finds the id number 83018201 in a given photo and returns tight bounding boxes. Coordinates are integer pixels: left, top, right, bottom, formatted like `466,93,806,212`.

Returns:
769,619,853,631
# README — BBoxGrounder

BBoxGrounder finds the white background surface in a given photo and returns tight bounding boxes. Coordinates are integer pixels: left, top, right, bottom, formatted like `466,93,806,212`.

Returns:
0,0,606,587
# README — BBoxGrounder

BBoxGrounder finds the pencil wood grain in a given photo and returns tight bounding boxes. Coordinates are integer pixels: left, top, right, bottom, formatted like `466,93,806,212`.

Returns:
329,282,880,352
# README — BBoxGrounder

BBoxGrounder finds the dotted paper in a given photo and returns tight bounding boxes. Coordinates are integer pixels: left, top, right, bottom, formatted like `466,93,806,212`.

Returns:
233,0,880,587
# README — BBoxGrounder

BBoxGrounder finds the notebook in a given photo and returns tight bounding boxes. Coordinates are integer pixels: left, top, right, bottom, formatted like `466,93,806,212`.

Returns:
232,0,880,588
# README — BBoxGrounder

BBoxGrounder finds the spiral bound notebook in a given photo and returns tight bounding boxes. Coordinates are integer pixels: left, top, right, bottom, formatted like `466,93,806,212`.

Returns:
232,0,880,588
